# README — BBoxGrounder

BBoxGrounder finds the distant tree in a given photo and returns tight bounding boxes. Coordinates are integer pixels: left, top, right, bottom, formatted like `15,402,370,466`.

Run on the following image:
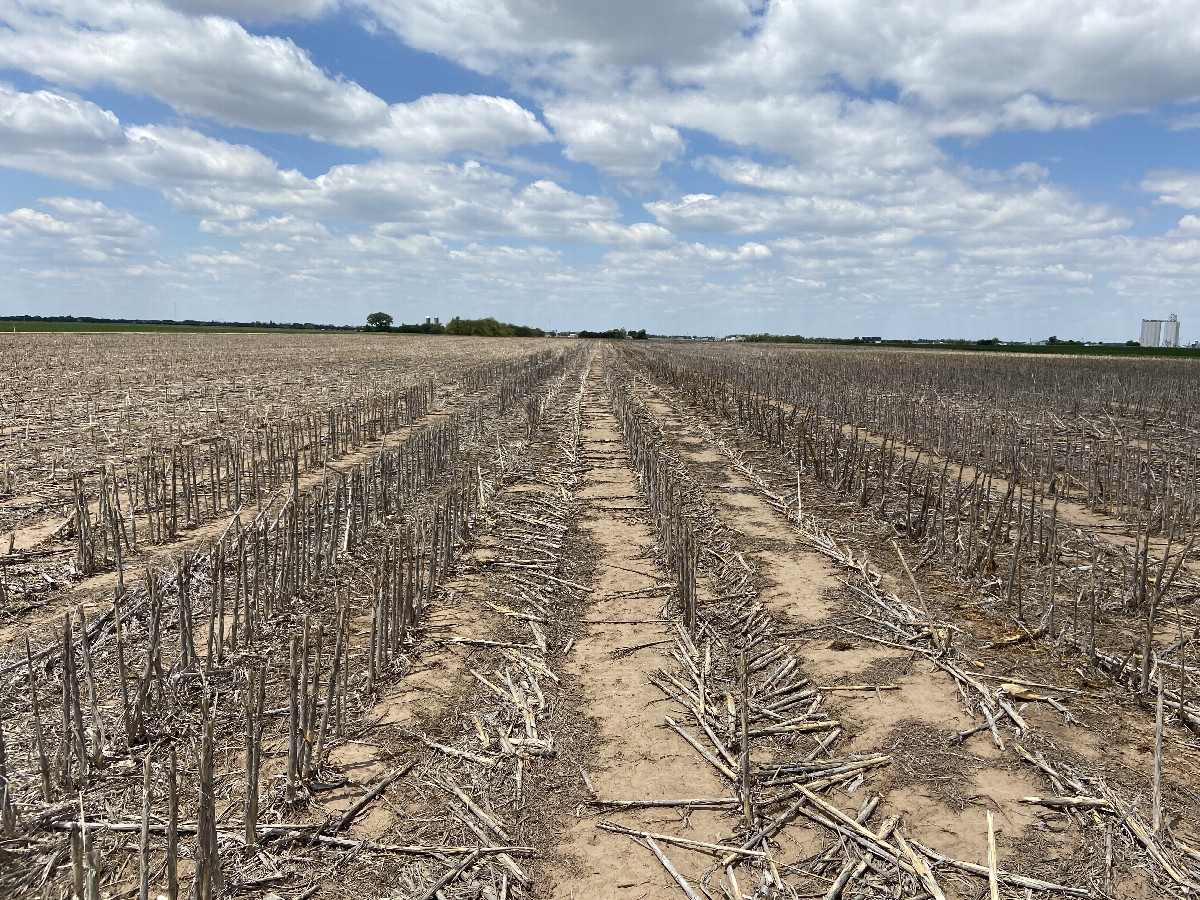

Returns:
366,311,393,331
1047,335,1060,344
447,316,511,336
630,328,648,340
578,328,627,339
443,316,541,336
1127,340,1140,346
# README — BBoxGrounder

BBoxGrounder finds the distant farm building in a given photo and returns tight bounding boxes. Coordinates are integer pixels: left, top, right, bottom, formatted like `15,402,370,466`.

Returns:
1141,314,1181,347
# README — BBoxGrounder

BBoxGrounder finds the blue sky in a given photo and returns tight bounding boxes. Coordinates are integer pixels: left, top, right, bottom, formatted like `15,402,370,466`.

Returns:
4,1,1200,340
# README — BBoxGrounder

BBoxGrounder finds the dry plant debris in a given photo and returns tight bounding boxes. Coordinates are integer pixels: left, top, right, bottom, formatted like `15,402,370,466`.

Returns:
1,335,1199,900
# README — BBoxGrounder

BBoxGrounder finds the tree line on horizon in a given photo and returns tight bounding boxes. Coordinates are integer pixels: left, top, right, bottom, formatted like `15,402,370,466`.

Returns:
365,313,650,339
576,328,648,339
365,313,544,336
3,314,359,331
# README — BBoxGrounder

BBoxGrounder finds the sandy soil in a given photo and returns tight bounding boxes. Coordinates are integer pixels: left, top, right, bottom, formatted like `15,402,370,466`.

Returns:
550,372,730,898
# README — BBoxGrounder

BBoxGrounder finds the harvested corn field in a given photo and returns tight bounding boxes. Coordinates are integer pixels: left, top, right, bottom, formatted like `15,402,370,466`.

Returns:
2,335,1200,900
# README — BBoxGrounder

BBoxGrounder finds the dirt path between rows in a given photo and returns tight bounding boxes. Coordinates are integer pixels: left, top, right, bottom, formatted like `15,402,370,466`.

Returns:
548,363,730,899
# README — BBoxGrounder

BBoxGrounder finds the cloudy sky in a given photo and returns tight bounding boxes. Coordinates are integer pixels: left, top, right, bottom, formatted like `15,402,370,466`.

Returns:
3,1,1200,339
